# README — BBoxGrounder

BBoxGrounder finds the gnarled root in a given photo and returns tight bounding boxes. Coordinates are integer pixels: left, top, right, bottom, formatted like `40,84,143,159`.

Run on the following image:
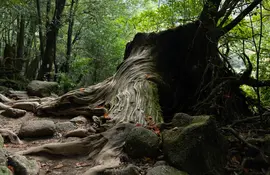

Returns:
19,123,135,174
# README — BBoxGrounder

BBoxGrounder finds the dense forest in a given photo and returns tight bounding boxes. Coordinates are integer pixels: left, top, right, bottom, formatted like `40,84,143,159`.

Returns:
1,0,270,175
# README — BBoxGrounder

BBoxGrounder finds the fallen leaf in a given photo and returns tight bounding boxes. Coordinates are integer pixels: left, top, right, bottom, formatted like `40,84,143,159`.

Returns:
135,123,142,127
104,113,110,119
79,88,85,92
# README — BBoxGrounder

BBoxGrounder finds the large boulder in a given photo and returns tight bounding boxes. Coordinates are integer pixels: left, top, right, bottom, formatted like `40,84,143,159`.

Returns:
27,80,58,97
162,115,227,175
124,126,160,158
147,165,188,175
19,120,56,138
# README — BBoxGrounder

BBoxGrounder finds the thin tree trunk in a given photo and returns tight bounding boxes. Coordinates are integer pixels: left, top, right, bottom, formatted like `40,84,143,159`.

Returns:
38,0,66,80
36,0,44,61
64,0,78,73
15,15,25,73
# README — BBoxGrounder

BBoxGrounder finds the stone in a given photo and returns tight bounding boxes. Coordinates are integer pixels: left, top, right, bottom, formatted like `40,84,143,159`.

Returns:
55,121,77,133
172,113,194,127
1,108,26,118
19,120,55,138
27,80,58,97
154,160,167,167
124,126,160,158
147,165,188,175
0,135,6,166
12,102,39,112
0,166,12,175
8,154,39,175
0,134,4,148
162,115,227,175
70,116,88,125
104,164,141,175
8,91,29,100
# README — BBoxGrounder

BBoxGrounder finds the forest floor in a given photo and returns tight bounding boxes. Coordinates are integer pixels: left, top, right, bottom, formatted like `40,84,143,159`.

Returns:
0,94,269,174
0,112,93,175
0,111,158,175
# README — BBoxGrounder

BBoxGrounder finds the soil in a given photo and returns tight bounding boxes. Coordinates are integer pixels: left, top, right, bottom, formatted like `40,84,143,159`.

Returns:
1,112,95,175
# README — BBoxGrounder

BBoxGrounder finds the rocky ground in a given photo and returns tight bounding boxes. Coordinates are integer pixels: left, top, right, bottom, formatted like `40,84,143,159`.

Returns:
0,81,270,175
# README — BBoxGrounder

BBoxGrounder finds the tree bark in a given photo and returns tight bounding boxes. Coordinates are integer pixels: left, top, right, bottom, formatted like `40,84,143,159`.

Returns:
36,0,44,62
63,0,78,73
20,0,266,174
15,15,25,73
38,0,66,80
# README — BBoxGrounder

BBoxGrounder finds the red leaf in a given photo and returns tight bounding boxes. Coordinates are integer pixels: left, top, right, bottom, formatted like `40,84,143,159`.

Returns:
136,123,142,127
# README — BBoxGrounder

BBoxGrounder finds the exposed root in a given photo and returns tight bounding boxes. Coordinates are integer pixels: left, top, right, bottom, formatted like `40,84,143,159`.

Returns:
19,123,135,174
0,94,13,103
0,128,23,144
0,102,10,110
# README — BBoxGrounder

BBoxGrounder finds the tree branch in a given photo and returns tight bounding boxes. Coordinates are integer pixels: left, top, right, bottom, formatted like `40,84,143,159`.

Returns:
199,0,222,24
219,0,262,36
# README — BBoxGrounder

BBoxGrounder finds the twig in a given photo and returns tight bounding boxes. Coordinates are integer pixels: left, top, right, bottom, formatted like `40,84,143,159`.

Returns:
230,116,260,127
221,127,260,153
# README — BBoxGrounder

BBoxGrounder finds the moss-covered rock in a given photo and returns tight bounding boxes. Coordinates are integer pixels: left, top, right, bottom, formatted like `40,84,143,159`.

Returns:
124,126,160,158
162,115,227,175
0,135,4,148
147,165,188,175
27,80,58,97
172,113,194,127
0,166,12,175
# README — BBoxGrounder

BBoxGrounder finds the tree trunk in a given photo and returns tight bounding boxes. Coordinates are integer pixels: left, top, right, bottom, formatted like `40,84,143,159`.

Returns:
63,0,78,73
15,15,25,73
36,0,44,62
20,0,266,174
38,0,66,80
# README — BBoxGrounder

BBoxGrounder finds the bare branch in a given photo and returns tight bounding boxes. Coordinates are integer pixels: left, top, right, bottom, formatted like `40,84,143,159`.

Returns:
219,0,262,36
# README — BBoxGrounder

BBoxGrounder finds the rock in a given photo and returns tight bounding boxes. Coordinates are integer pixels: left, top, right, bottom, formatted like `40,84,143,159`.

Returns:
27,80,58,97
1,108,26,118
104,164,141,175
8,154,39,175
172,113,194,127
0,135,5,166
147,165,188,175
70,116,88,125
19,120,55,138
56,121,77,133
162,115,227,175
12,102,39,112
0,134,4,148
154,160,167,167
8,90,29,100
0,166,12,175
64,129,89,138
124,126,160,158
0,149,6,166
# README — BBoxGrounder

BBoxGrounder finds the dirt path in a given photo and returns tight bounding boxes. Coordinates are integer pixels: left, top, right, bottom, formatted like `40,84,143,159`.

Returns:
0,112,95,175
